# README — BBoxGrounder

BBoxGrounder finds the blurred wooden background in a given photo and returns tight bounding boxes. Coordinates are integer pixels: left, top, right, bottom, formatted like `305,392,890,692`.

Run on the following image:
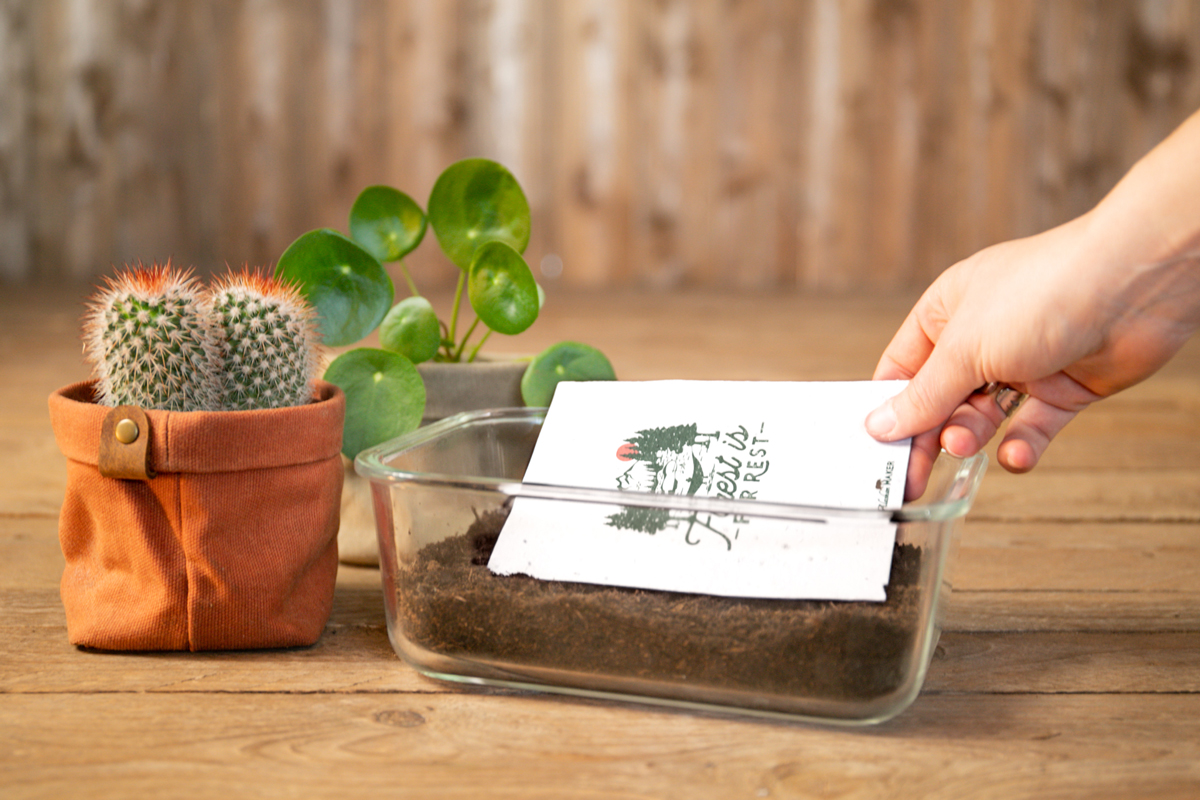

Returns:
1,0,1199,291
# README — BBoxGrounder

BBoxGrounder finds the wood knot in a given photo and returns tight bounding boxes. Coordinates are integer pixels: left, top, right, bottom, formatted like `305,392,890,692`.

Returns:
373,709,426,728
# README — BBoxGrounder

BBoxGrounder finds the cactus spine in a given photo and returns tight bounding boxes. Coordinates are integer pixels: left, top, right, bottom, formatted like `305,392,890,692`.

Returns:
83,262,222,411
208,269,320,410
83,263,321,412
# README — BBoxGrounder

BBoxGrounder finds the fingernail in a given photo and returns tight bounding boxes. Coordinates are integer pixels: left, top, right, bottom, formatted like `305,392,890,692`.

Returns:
865,401,897,439
943,440,971,458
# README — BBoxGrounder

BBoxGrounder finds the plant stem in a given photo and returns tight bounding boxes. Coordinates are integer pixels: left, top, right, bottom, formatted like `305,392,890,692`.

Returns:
398,259,419,297
448,272,466,345
452,316,481,362
438,320,453,361
466,329,492,363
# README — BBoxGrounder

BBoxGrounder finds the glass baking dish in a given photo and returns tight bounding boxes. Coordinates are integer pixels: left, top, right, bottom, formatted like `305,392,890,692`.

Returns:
356,407,986,725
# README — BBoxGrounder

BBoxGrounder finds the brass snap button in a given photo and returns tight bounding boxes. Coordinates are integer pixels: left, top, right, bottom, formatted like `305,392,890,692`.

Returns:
100,405,154,480
114,418,140,444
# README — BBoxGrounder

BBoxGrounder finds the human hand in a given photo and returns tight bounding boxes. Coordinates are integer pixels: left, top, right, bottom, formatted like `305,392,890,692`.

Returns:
865,214,1200,499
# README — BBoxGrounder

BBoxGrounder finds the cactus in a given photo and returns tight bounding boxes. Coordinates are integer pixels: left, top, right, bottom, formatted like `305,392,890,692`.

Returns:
83,263,322,413
83,262,222,411
207,268,321,411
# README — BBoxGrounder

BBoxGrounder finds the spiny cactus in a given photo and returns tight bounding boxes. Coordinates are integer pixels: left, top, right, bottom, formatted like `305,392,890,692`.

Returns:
83,263,322,412
208,268,321,411
83,262,222,412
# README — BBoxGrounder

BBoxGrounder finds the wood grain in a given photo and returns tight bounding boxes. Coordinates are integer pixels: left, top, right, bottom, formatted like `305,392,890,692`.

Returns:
551,0,634,287
4,287,1200,798
3,693,1199,800
5,0,1200,290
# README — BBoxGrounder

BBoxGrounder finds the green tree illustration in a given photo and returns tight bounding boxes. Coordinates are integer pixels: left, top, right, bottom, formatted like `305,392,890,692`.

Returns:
626,423,699,460
606,505,672,534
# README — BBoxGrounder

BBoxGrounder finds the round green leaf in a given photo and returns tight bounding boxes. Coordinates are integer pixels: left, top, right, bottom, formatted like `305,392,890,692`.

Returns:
349,186,427,262
521,341,617,407
379,296,441,364
324,348,426,459
276,229,394,347
427,158,531,270
467,241,539,336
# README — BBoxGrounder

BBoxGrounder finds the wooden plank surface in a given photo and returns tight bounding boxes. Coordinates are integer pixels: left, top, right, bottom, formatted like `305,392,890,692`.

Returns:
3,287,1199,798
4,693,1200,800
6,0,1200,289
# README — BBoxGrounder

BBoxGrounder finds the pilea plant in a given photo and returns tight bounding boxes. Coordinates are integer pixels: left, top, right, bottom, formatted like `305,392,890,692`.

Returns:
83,262,320,412
276,158,615,459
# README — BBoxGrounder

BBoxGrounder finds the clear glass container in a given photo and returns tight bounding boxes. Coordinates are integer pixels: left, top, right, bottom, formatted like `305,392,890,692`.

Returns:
356,408,986,725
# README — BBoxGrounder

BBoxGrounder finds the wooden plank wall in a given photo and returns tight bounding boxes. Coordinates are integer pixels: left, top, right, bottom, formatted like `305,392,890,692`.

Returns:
2,0,1199,291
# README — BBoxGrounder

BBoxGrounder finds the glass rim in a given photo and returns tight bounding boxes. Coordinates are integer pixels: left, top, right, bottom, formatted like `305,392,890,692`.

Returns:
355,407,988,524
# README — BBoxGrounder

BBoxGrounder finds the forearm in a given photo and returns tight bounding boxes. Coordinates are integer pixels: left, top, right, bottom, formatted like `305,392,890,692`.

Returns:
868,108,1200,486
1086,109,1200,269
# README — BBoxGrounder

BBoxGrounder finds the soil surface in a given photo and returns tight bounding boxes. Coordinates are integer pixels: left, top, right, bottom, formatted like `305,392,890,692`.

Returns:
397,505,925,701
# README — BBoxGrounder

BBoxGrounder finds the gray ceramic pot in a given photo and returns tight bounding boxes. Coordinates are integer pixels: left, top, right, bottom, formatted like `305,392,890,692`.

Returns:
416,357,528,423
338,356,530,566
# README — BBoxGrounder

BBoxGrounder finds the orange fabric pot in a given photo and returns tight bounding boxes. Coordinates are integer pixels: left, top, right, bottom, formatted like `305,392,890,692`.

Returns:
47,380,345,651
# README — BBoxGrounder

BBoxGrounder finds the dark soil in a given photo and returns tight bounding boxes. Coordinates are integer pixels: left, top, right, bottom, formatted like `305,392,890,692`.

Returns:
396,504,925,702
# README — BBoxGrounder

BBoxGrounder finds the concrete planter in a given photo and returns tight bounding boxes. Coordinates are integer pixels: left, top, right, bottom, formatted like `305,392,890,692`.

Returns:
337,356,529,566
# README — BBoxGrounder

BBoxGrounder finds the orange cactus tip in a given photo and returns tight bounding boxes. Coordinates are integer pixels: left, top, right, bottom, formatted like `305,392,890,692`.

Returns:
210,264,309,305
88,261,207,314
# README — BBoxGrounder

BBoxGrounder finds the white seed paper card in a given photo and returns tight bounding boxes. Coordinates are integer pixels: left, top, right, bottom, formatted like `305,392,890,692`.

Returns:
488,380,911,601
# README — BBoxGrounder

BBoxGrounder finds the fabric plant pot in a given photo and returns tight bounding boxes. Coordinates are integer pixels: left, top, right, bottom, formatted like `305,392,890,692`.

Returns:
47,379,345,651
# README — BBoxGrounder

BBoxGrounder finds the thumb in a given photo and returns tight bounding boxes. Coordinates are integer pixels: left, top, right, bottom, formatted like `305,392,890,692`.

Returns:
866,351,982,442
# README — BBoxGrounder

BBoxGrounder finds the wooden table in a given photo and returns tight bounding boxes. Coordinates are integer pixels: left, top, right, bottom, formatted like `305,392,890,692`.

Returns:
4,285,1199,799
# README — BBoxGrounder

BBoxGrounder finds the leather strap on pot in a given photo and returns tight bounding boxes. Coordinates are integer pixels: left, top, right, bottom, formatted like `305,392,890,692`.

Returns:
99,405,156,480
